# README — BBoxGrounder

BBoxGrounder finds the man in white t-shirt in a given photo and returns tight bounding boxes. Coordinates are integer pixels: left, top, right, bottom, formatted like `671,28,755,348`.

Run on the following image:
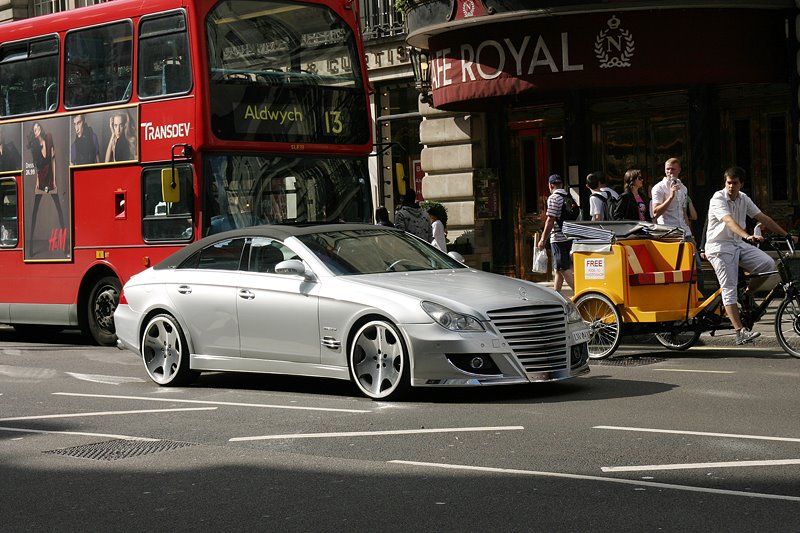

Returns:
705,166,789,344
651,158,705,295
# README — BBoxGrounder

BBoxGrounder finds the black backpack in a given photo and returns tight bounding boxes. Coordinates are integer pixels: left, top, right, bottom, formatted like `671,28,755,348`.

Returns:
556,191,580,222
592,191,617,221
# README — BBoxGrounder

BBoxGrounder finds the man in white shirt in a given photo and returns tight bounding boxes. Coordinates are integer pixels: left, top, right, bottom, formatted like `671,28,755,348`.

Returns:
651,158,704,294
705,166,789,344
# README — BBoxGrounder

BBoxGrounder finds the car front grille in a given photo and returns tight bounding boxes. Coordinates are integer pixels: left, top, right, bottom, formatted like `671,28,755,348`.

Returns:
487,304,568,373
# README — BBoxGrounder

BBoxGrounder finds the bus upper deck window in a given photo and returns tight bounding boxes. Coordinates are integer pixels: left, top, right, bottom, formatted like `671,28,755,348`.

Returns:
138,11,191,99
65,21,132,108
0,36,59,117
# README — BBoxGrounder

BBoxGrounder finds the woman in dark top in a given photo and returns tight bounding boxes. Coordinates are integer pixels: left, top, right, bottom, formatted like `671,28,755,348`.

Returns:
614,168,651,222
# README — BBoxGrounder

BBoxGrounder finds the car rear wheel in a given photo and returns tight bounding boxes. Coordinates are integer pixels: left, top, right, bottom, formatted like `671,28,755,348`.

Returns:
349,319,409,400
141,314,197,386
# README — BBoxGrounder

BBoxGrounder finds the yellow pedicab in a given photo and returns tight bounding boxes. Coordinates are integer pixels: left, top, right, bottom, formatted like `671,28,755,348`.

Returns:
564,221,710,359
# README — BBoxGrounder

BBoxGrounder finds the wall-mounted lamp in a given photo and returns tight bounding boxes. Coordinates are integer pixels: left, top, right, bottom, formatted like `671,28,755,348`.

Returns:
409,47,432,105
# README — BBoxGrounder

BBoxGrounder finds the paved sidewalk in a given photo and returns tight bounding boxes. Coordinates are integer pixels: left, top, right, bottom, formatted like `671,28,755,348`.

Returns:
539,281,782,348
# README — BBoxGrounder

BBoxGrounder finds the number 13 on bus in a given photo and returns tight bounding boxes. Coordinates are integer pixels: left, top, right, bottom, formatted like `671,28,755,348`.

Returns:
0,0,373,345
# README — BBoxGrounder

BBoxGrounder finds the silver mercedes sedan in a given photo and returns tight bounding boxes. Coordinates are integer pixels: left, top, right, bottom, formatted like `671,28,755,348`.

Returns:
115,224,590,399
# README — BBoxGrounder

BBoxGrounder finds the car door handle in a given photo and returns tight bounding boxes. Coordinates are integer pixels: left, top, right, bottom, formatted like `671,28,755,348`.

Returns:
238,289,255,300
177,285,192,294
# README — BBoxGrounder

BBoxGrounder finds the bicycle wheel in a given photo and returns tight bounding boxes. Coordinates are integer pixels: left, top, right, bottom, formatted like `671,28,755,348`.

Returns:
654,327,701,351
575,293,621,360
775,294,800,358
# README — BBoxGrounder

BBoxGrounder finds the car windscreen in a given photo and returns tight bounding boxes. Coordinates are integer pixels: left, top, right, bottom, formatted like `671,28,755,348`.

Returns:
296,229,465,275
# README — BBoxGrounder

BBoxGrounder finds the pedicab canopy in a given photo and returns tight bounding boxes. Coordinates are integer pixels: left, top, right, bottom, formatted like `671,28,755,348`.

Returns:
562,221,687,253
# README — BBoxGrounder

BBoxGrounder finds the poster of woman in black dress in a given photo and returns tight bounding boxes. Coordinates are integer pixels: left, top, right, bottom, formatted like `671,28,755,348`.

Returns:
23,117,71,261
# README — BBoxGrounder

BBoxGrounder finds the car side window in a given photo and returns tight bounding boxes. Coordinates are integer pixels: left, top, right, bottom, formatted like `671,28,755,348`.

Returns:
179,238,245,270
245,237,294,273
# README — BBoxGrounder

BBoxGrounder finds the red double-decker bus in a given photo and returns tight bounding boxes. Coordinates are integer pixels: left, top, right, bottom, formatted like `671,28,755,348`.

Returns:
0,0,373,345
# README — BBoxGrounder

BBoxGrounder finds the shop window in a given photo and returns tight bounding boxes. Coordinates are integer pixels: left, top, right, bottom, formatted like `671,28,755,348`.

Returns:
0,178,18,247
733,118,752,181
767,114,788,201
521,136,538,214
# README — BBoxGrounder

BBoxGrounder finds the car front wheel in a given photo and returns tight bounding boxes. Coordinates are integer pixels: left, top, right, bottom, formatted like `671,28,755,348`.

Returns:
349,319,409,400
141,313,197,386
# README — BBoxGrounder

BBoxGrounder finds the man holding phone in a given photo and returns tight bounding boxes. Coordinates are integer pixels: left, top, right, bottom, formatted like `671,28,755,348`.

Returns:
651,158,705,294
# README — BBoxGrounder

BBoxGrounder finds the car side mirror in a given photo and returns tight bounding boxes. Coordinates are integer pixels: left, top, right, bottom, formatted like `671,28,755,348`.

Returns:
448,251,465,264
274,259,314,280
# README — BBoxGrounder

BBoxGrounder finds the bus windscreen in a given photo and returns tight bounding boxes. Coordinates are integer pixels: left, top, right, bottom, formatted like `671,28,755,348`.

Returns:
206,0,369,145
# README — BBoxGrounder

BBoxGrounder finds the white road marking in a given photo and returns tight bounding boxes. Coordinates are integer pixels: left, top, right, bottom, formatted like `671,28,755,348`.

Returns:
652,369,735,374
0,426,159,441
389,460,800,502
65,372,145,385
0,407,216,421
230,425,524,442
602,459,800,472
594,425,800,443
53,392,371,413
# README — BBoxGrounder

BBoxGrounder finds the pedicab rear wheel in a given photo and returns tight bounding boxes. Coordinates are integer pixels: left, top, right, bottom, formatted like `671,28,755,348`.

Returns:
654,327,701,351
575,293,621,360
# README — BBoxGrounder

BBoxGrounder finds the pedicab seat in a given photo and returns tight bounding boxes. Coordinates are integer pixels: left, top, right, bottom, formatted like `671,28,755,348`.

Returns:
624,244,693,286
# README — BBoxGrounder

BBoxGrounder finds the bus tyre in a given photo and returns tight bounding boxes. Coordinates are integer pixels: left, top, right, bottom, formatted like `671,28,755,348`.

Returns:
141,313,197,386
87,276,121,346
349,319,410,400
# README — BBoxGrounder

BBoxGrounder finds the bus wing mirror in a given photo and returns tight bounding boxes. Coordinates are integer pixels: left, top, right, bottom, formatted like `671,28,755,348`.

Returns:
161,168,181,203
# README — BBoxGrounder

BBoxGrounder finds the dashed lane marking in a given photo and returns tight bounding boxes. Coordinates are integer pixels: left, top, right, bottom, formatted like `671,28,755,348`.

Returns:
230,425,524,442
602,459,800,472
594,425,800,443
389,460,800,502
0,407,216,422
53,392,371,413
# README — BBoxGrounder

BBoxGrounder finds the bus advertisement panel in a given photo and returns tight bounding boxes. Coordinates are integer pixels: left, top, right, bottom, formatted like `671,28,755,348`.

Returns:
0,0,373,345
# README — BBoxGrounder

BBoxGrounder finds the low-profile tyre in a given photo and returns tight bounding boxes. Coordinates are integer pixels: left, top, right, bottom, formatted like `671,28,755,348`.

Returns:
654,328,701,351
775,294,800,359
575,293,622,359
349,319,410,400
87,276,121,346
141,313,197,386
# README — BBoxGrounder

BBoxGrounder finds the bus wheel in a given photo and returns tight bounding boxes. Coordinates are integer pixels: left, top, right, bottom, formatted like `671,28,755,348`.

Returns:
87,276,121,346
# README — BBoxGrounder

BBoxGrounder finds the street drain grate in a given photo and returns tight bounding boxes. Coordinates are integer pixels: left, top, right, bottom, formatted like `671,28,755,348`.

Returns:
590,356,665,367
43,439,196,461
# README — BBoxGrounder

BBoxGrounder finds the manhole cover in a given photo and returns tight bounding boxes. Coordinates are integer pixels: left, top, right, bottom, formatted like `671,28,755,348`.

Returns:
43,439,195,461
590,356,665,367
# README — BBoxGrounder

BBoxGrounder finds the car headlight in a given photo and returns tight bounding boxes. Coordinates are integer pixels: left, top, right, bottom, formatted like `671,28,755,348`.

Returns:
421,301,485,332
565,300,583,323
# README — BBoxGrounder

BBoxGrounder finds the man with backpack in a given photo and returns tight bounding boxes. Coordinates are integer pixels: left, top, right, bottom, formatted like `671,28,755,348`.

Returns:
537,174,575,293
587,171,614,221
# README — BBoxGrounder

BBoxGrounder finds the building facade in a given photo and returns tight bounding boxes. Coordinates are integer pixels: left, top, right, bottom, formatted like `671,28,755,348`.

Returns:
405,0,800,279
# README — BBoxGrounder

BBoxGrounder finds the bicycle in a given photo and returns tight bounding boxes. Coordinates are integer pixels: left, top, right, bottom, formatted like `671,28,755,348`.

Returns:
652,235,800,358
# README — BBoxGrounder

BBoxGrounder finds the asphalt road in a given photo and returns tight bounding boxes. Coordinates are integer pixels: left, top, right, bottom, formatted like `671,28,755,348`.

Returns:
1,326,798,532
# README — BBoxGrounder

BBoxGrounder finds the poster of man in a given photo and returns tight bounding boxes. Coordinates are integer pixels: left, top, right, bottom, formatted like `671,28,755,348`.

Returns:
22,116,71,261
70,113,101,166
0,123,22,173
